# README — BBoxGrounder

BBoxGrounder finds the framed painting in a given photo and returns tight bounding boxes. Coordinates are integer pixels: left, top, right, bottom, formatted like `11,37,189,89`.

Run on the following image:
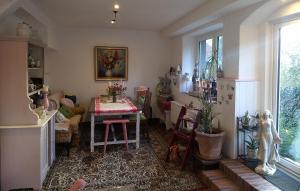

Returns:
94,46,128,81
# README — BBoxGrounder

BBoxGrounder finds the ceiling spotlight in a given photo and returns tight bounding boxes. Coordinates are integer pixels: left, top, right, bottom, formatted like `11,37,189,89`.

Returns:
114,4,120,10
110,3,119,24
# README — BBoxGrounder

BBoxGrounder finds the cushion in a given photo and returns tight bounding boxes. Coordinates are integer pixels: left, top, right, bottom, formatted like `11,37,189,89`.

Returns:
48,91,64,108
55,122,72,143
59,105,75,119
138,96,145,106
65,95,77,104
70,106,85,115
55,122,71,131
61,98,75,108
56,111,70,123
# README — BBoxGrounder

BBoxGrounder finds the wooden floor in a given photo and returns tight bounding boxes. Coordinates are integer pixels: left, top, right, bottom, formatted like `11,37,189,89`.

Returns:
199,160,281,191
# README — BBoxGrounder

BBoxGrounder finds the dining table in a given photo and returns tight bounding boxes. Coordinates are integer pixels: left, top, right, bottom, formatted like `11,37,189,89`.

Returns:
88,96,142,152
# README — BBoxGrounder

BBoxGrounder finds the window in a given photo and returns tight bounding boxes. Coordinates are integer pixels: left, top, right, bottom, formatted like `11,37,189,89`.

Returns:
193,34,222,101
198,35,223,80
275,20,300,175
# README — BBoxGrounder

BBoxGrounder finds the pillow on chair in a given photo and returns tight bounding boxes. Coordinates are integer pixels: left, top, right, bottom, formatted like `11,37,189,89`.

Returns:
65,95,77,104
56,111,70,123
70,107,85,115
59,105,75,119
61,98,75,108
61,98,85,115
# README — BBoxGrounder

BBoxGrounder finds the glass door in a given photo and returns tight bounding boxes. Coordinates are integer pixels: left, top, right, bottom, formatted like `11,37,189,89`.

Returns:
277,20,300,175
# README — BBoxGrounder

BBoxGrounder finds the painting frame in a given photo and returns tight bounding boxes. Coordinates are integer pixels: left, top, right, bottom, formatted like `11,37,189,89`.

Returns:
94,46,128,81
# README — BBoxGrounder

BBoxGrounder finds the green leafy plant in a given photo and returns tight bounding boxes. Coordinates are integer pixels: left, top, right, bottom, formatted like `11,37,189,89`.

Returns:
200,50,217,80
241,111,251,128
196,94,219,134
245,136,259,150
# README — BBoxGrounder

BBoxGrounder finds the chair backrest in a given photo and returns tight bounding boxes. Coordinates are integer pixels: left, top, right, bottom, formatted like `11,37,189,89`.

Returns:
174,106,201,133
142,89,152,119
174,106,187,130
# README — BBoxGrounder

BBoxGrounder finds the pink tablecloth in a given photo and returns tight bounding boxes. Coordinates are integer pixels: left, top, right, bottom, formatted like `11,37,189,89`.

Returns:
95,97,138,114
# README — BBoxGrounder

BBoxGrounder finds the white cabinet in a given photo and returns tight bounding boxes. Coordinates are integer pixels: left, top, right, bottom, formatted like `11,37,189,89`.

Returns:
0,37,55,190
40,122,49,182
0,111,56,191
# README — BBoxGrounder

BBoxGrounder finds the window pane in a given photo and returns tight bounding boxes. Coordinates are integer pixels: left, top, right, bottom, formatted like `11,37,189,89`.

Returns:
278,22,300,165
199,38,213,79
217,36,223,70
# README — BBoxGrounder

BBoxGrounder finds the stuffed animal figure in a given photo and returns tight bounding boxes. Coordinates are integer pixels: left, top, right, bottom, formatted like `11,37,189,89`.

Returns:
69,178,87,191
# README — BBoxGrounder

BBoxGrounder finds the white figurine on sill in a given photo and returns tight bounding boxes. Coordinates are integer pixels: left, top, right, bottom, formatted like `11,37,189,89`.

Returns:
255,110,282,176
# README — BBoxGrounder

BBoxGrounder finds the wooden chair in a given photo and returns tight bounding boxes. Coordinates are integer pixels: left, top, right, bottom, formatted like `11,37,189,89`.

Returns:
141,89,152,142
128,88,152,142
165,106,201,170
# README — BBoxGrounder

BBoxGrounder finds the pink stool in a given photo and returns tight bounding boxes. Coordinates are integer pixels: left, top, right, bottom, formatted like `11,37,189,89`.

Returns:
103,119,129,153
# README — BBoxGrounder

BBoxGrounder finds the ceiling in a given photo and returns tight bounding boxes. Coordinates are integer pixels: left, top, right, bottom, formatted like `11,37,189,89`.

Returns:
31,0,207,31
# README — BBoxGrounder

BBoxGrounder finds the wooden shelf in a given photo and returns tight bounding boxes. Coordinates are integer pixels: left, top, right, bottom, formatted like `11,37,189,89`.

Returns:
28,88,42,96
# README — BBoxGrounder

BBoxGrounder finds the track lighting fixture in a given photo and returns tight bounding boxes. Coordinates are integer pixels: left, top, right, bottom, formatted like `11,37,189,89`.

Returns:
110,3,120,24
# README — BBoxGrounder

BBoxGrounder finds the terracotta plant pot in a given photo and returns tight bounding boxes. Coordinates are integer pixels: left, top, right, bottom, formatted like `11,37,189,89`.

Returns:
195,131,225,160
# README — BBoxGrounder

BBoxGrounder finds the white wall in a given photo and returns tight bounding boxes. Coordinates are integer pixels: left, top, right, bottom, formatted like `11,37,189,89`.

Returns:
0,0,57,48
45,27,171,118
168,2,275,159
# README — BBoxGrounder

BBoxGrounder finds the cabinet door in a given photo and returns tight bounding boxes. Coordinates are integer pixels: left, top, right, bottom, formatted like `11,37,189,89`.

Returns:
49,117,56,165
40,123,48,183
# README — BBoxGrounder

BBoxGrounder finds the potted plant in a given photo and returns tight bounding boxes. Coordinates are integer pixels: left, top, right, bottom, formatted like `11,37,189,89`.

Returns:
245,135,259,159
107,82,127,102
195,95,225,160
241,111,251,128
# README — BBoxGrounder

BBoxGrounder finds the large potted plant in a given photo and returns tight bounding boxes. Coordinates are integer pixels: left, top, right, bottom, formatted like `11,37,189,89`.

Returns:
195,95,225,160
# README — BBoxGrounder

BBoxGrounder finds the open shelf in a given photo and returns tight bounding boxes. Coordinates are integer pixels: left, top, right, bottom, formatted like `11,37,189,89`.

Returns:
28,67,41,70
28,88,42,96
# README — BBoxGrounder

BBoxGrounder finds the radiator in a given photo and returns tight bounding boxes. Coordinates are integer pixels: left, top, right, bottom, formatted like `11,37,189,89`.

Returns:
170,101,199,125
170,101,184,124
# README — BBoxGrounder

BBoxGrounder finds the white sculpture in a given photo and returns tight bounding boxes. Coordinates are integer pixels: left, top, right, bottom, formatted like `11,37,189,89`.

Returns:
255,110,282,176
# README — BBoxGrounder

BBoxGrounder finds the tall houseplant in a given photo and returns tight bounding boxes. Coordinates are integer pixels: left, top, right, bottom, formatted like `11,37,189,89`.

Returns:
195,94,225,160
200,50,218,80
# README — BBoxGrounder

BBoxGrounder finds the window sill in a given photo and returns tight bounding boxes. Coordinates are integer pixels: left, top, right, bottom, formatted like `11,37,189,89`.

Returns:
185,91,201,98
181,91,217,103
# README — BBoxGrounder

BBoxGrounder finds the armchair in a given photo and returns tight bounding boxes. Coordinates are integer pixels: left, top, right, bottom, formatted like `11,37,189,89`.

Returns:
48,91,85,155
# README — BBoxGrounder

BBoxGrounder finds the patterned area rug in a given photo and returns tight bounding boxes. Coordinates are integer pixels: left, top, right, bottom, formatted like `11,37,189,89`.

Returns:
43,127,205,191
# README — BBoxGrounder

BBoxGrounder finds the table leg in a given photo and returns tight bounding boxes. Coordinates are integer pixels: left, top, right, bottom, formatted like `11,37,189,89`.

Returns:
111,124,117,142
91,114,95,152
136,112,140,149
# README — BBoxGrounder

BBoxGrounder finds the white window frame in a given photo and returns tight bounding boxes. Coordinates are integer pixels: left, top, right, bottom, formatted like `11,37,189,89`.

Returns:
273,19,300,177
196,31,223,79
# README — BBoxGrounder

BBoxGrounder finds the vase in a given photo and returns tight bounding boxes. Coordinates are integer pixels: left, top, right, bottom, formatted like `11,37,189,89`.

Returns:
43,92,49,110
105,69,112,77
112,92,117,103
